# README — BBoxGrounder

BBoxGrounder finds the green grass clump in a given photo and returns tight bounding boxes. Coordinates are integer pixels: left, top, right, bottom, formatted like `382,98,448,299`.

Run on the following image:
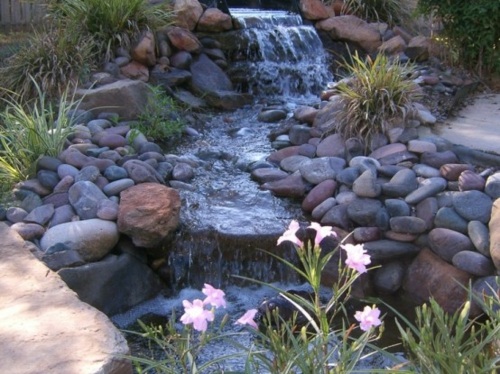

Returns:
0,80,80,192
46,0,175,61
133,85,185,145
0,28,95,101
330,52,421,153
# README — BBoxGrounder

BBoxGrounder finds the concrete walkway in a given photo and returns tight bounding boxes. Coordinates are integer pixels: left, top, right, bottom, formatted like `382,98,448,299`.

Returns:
419,93,500,154
0,223,132,374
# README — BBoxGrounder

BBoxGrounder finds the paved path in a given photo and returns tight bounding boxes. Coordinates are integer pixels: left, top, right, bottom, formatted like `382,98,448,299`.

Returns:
0,223,132,374
419,93,500,154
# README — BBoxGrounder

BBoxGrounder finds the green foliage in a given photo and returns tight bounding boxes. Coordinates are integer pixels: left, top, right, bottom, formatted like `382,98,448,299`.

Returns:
0,80,79,191
134,85,185,144
0,27,95,101
417,0,500,75
46,0,175,61
330,52,421,153
340,0,417,26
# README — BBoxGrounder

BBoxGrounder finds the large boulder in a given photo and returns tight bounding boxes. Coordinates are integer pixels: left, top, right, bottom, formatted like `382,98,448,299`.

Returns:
117,183,181,249
403,248,472,314
174,0,204,31
40,219,120,262
315,15,382,53
197,8,233,32
76,80,153,120
58,252,164,315
190,53,233,94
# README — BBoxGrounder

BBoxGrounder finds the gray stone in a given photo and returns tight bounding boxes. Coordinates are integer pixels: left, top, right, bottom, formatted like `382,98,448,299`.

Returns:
315,134,345,158
302,179,336,212
251,168,289,184
352,169,381,198
57,164,79,179
434,207,469,234
69,181,108,219
75,165,101,183
37,156,63,172
10,222,45,241
311,197,337,221
468,220,490,257
97,199,119,221
258,109,287,123
281,155,311,173
373,260,405,294
289,125,312,145
58,253,164,316
40,219,119,262
300,157,346,184
172,162,195,181
363,240,420,260
53,175,75,193
412,163,441,178
421,150,458,169
37,169,60,190
321,203,350,230
382,168,418,197
49,204,77,227
23,204,55,226
389,216,427,234
347,198,384,227
6,207,28,223
42,249,86,271
123,159,163,184
452,251,495,276
104,165,128,181
453,190,492,223
428,228,475,262
102,178,135,197
405,177,447,204
20,192,43,213
336,167,361,187
385,199,410,217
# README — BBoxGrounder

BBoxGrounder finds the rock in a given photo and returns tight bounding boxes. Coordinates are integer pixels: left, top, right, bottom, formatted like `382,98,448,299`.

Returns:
381,168,418,198
281,155,311,173
173,0,204,30
0,223,132,374
385,199,410,217
302,179,337,212
37,169,60,190
452,190,492,223
122,159,163,184
420,150,458,169
315,134,345,158
378,35,406,55
369,143,406,160
251,168,289,184
336,166,361,187
120,61,149,82
413,163,441,178
53,175,75,193
97,133,127,149
117,183,181,249
102,178,135,197
363,240,420,260
76,79,153,120
75,165,101,183
389,216,427,234
405,35,430,62
352,169,381,198
16,179,51,197
489,198,500,269
373,260,405,294
20,192,43,213
288,125,312,145
311,197,337,221
405,177,447,205
352,227,381,242
452,251,495,276
261,171,308,198
172,162,195,182
40,219,119,262
23,204,55,226
458,170,485,191
434,207,469,233
471,276,500,314
294,106,318,125
97,199,119,221
37,155,63,172
197,8,233,32
415,197,438,230
104,165,128,181
468,220,490,257
440,163,474,181
316,15,382,53
485,172,500,199
10,222,45,241
268,146,301,165
428,228,474,262
6,207,28,223
321,203,350,230
131,30,156,66
312,98,343,133
403,248,472,314
68,181,109,220
58,164,79,179
58,253,164,316
407,139,437,154
42,249,86,271
347,198,385,227
49,204,76,227
300,157,345,184
300,0,331,20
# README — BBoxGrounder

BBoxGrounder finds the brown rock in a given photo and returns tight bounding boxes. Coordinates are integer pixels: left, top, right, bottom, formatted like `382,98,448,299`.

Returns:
120,61,149,82
267,146,301,165
299,0,331,20
403,248,472,314
459,170,486,191
261,171,307,198
302,179,337,212
377,35,407,55
406,35,431,62
131,30,156,67
167,26,202,53
316,15,382,53
174,0,204,31
197,8,233,32
440,163,474,181
117,183,181,249
428,228,474,262
489,198,500,270
294,106,318,125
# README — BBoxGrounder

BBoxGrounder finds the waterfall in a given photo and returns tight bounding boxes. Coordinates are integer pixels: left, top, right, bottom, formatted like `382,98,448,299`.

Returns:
225,9,333,99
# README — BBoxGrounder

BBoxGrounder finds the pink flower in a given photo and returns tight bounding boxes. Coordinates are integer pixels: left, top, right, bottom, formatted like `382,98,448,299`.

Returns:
308,222,337,245
354,306,382,331
180,299,214,332
277,220,303,246
202,283,226,308
235,309,259,329
342,243,371,273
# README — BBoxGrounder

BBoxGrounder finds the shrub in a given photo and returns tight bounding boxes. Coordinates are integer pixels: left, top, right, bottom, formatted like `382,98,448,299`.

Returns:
46,0,175,61
0,80,79,192
134,85,185,145
417,0,500,75
329,52,421,153
0,27,95,101
339,0,417,26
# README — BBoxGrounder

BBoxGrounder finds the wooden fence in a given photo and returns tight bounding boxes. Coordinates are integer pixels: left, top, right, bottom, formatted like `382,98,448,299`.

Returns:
0,0,45,28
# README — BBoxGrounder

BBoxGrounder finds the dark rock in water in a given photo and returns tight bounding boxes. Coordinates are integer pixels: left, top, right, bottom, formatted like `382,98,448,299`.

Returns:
57,253,164,315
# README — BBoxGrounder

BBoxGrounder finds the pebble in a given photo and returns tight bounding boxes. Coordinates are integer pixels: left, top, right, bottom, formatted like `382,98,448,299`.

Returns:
428,228,474,262
434,207,469,234
452,190,492,223
452,251,495,276
23,204,55,226
103,179,135,197
467,220,490,257
311,197,337,221
405,177,447,204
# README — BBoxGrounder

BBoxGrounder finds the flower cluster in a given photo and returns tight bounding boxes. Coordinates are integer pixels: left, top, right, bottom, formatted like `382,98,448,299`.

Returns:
180,283,227,332
275,220,382,332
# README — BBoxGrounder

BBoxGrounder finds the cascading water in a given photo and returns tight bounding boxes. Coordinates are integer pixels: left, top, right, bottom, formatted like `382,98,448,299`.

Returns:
221,8,333,98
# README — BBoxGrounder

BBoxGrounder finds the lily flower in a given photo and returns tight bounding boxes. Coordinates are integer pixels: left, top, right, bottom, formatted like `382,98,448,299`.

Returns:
308,222,337,245
277,220,303,246
202,283,226,308
354,305,382,331
341,243,371,273
235,309,259,329
180,299,215,332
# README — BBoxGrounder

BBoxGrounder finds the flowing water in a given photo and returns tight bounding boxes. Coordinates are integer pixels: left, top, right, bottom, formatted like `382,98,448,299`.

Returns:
113,9,407,371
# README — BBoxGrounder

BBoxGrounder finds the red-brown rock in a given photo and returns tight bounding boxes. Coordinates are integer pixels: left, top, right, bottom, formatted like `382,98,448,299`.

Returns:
197,8,233,32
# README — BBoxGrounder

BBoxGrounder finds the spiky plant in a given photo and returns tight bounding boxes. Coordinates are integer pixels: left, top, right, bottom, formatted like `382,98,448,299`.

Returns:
330,52,421,153
335,0,417,27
